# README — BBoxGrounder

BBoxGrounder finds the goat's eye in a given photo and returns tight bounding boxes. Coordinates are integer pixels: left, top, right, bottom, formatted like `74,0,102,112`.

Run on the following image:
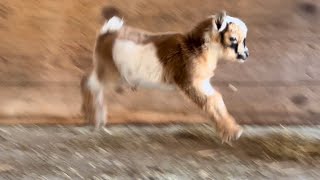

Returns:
229,37,237,43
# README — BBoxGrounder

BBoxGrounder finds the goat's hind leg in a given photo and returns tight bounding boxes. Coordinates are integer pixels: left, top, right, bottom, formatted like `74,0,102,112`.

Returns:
81,71,107,130
81,73,94,124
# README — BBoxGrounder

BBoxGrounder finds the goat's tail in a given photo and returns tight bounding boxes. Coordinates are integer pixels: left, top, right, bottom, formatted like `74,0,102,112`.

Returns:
99,6,124,35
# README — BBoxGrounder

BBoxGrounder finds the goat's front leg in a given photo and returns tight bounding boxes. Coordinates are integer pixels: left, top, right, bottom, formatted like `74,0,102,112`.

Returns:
178,78,243,143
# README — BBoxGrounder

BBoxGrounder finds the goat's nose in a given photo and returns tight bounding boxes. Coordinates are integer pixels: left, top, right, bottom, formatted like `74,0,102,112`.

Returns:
245,51,249,57
237,54,247,60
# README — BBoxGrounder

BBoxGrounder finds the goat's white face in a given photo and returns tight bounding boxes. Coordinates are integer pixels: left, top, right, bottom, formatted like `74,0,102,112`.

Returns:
215,13,249,63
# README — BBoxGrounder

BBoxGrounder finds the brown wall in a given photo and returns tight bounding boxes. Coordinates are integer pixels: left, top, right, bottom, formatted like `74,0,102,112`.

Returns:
0,0,319,125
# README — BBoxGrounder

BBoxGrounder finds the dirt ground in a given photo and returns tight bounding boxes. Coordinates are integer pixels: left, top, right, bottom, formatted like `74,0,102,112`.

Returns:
0,124,320,179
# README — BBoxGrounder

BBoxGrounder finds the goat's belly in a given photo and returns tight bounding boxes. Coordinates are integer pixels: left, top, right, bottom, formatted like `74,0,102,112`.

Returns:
112,39,165,86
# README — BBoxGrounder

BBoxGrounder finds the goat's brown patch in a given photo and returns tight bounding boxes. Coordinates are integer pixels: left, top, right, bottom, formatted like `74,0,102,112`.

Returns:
101,6,122,20
81,8,248,143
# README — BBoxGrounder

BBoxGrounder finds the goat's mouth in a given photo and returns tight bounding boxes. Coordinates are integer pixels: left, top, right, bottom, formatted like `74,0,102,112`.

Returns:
238,59,245,63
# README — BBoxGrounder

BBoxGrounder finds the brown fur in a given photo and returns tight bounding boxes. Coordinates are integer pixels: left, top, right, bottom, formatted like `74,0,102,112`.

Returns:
81,7,249,142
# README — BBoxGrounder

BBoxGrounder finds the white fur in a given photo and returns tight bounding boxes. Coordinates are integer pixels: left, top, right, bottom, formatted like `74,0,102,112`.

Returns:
87,72,106,126
201,79,215,96
87,72,101,93
219,16,248,37
112,39,164,87
100,16,123,34
95,89,106,127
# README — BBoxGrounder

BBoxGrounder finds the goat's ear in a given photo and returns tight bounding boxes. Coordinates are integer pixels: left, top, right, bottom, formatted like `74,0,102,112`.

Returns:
215,11,227,32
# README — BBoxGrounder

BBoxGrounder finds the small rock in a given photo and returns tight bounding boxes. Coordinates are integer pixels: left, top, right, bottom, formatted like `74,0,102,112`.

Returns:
98,147,108,154
0,164,14,172
89,162,96,169
75,152,84,159
62,172,72,179
69,167,83,178
197,149,216,158
101,174,111,180
228,83,238,92
103,128,113,135
92,176,100,180
198,170,210,179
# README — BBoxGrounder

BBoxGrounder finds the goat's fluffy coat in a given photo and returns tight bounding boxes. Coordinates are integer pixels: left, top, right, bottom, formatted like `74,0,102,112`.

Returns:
81,7,249,143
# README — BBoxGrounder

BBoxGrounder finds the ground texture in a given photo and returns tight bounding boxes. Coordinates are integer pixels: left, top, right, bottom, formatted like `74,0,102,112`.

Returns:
0,124,320,179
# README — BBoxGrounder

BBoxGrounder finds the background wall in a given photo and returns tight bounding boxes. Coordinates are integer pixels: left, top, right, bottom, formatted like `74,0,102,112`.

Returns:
0,0,319,125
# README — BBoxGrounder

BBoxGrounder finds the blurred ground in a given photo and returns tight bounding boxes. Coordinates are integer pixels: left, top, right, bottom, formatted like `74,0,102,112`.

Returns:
0,124,320,179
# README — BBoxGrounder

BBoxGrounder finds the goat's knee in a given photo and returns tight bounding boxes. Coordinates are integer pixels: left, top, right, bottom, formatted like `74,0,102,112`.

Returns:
177,79,242,143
